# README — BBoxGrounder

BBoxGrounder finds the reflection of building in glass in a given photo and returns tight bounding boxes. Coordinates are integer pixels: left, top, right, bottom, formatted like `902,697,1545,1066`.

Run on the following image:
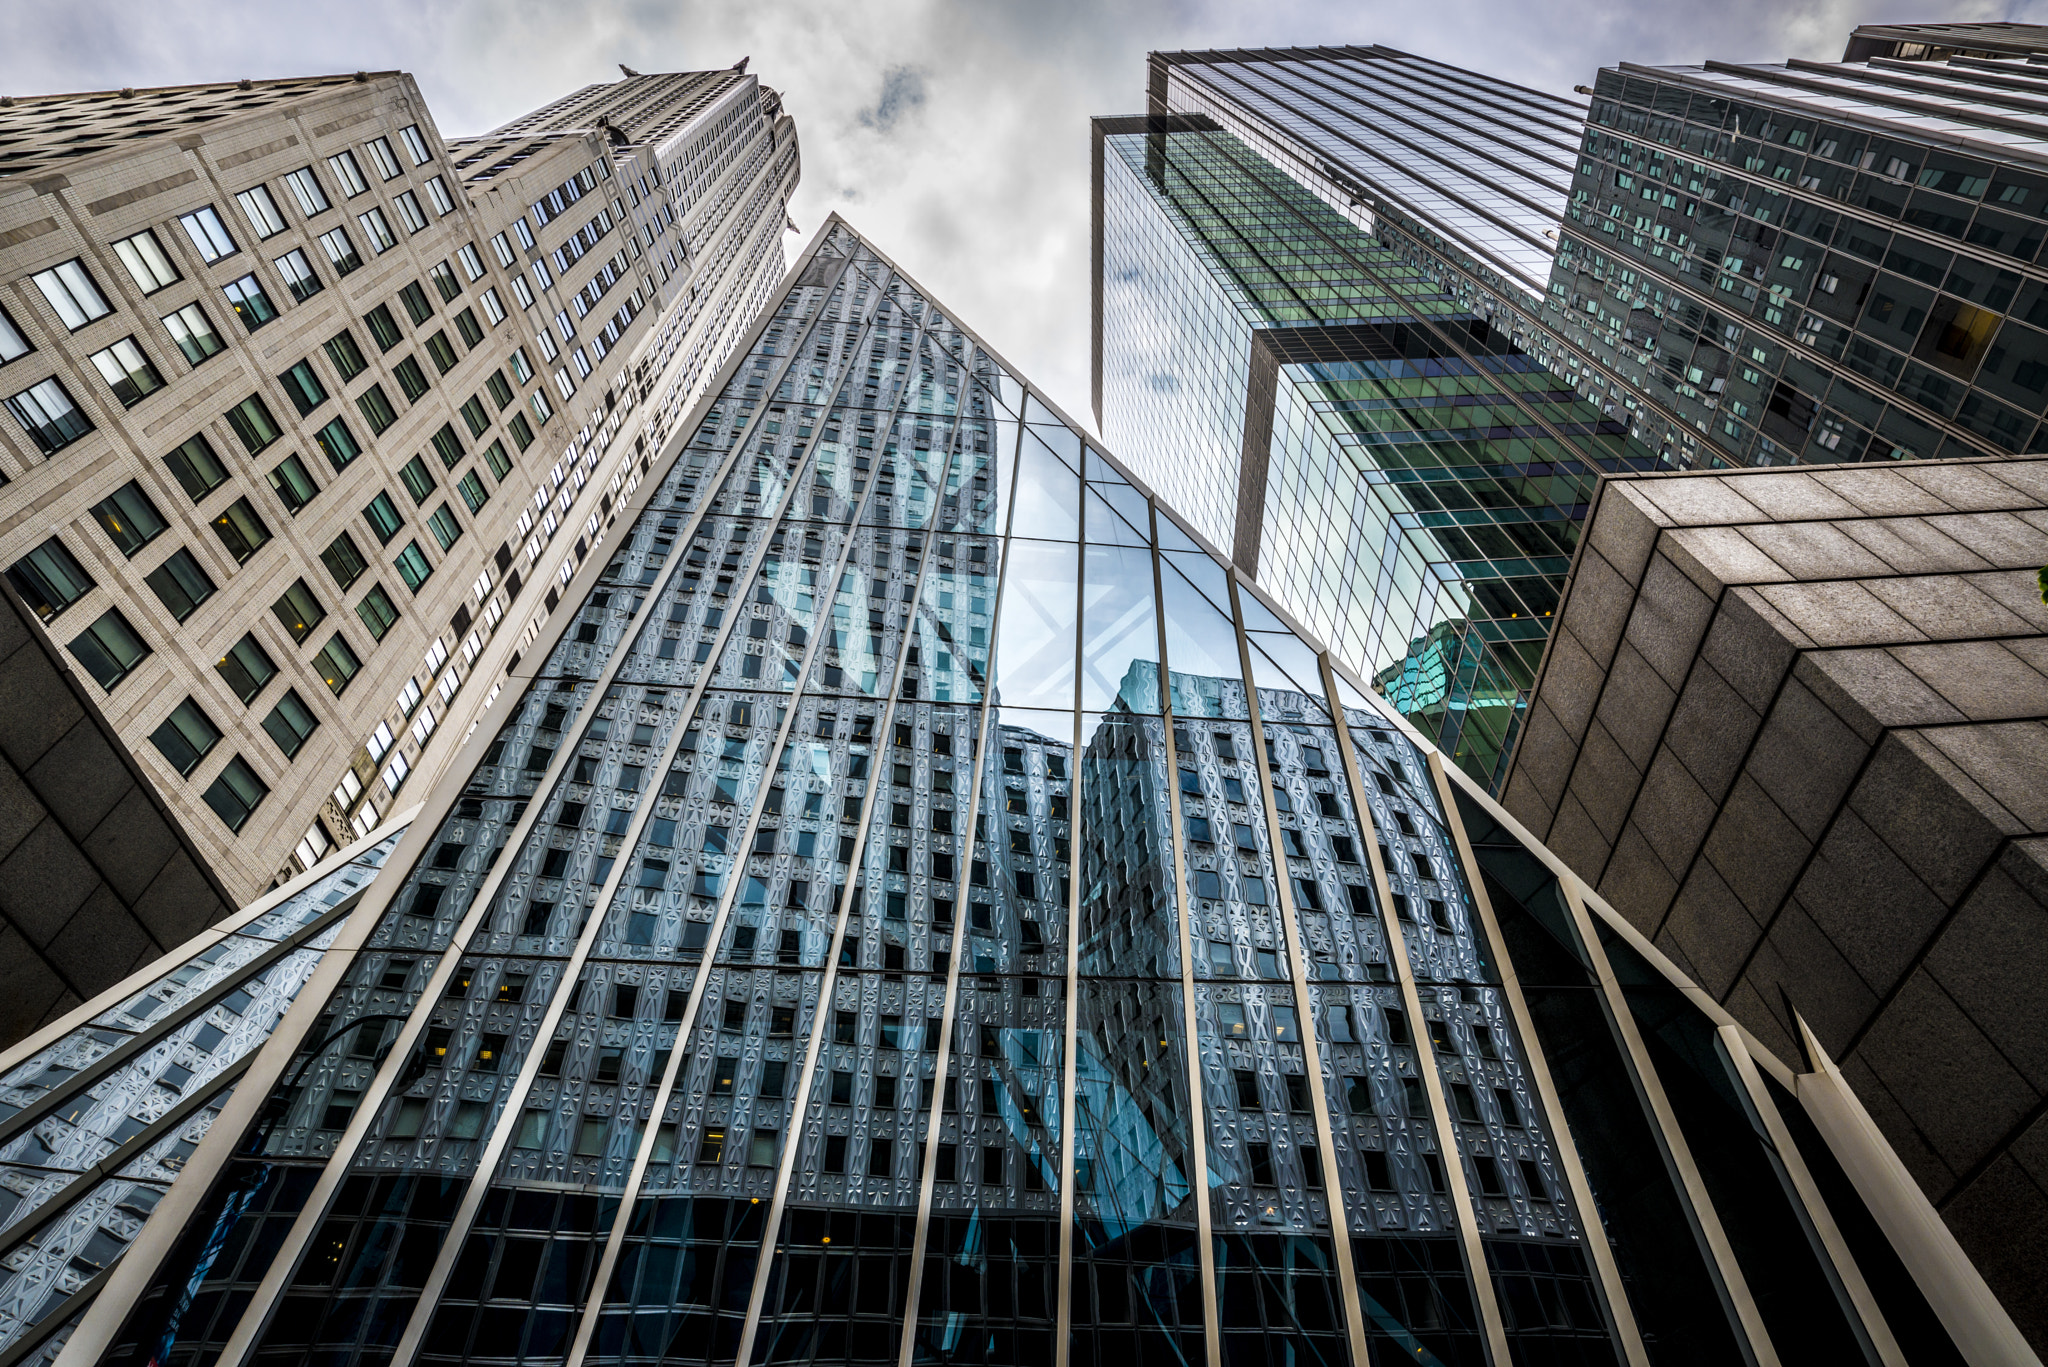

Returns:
0,217,2027,1367
1093,107,1660,790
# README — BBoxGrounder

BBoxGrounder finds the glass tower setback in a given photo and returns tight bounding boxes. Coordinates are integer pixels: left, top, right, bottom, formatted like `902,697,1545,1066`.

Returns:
1095,115,1658,787
1546,48,2048,467
0,217,2002,1367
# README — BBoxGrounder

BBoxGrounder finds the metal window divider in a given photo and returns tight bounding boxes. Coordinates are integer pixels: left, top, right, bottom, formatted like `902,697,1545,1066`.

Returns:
1715,1023,1905,1366
1,1263,113,1367
0,816,414,1081
182,247,849,1367
711,386,968,1366
1145,504,1226,1367
1227,585,1384,1367
1419,747,1651,1367
887,400,1028,1367
1053,455,1087,1367
402,261,892,1367
1313,658,1511,1366
1550,875,1783,1367
548,271,936,1363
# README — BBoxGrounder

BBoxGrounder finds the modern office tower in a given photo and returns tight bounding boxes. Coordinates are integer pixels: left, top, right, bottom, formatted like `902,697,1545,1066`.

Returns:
0,581,235,1040
0,66,798,907
1499,453,2048,1350
1547,34,2048,472
1093,106,1659,790
0,216,2025,1367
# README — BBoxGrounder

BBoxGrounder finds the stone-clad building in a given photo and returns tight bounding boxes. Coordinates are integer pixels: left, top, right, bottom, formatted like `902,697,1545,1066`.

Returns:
0,66,798,904
1500,453,2048,1347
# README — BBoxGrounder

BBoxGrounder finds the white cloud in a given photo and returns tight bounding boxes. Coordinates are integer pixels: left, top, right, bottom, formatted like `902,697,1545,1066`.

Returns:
0,0,2019,429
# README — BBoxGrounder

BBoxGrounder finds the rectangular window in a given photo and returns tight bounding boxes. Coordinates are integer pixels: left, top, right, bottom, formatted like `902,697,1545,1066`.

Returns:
178,206,239,262
479,287,505,325
8,537,94,620
279,359,328,416
457,470,488,513
357,383,398,434
429,260,461,302
508,347,533,383
484,370,514,410
270,577,326,643
454,308,483,347
393,355,429,401
161,303,224,365
322,530,368,589
533,258,552,291
328,150,369,197
398,455,434,504
90,479,167,555
315,417,361,472
234,184,287,239
430,422,463,468
356,582,399,639
212,496,271,562
202,755,268,831
394,539,432,592
425,331,458,373
314,633,361,695
426,503,462,550
322,329,367,380
398,281,432,325
222,274,277,331
89,337,165,407
317,226,362,276
273,248,322,303
393,191,428,234
224,394,281,453
510,275,534,310
70,607,150,691
216,632,276,702
283,165,331,217
399,124,431,165
150,697,219,776
268,453,319,514
426,176,456,217
364,303,403,352
143,547,214,621
506,411,534,450
358,207,396,253
163,434,227,500
530,387,554,425
32,259,112,329
481,439,511,480
0,306,29,365
456,243,484,280
554,309,573,341
365,136,401,181
6,374,92,454
514,218,535,251
490,232,514,268
363,491,403,544
112,229,179,293
459,395,489,438
261,688,319,758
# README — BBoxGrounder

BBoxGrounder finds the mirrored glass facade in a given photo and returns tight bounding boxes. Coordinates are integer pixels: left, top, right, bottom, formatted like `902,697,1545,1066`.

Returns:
10,219,1996,1367
1547,52,2048,468
1094,115,1659,788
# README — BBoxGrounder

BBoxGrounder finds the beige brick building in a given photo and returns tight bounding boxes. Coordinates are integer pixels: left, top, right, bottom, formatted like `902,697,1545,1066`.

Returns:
0,66,799,904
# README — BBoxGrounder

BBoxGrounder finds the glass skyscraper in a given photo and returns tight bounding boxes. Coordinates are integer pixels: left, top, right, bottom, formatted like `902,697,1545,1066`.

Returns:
1093,95,1660,788
0,217,2010,1367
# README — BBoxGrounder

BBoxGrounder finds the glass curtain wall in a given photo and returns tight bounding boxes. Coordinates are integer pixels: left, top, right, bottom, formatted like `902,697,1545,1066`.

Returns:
31,219,1978,1367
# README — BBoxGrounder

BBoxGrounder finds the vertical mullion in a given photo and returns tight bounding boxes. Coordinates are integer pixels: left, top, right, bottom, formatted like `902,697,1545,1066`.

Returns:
1551,875,1782,1367
555,272,918,1367
1148,507,1224,1367
1421,748,1651,1367
1318,655,1510,1365
893,377,1027,1366
1053,453,1086,1367
1717,1025,1905,1366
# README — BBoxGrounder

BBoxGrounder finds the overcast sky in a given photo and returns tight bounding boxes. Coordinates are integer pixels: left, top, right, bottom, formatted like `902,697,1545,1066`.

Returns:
2,0,2030,423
